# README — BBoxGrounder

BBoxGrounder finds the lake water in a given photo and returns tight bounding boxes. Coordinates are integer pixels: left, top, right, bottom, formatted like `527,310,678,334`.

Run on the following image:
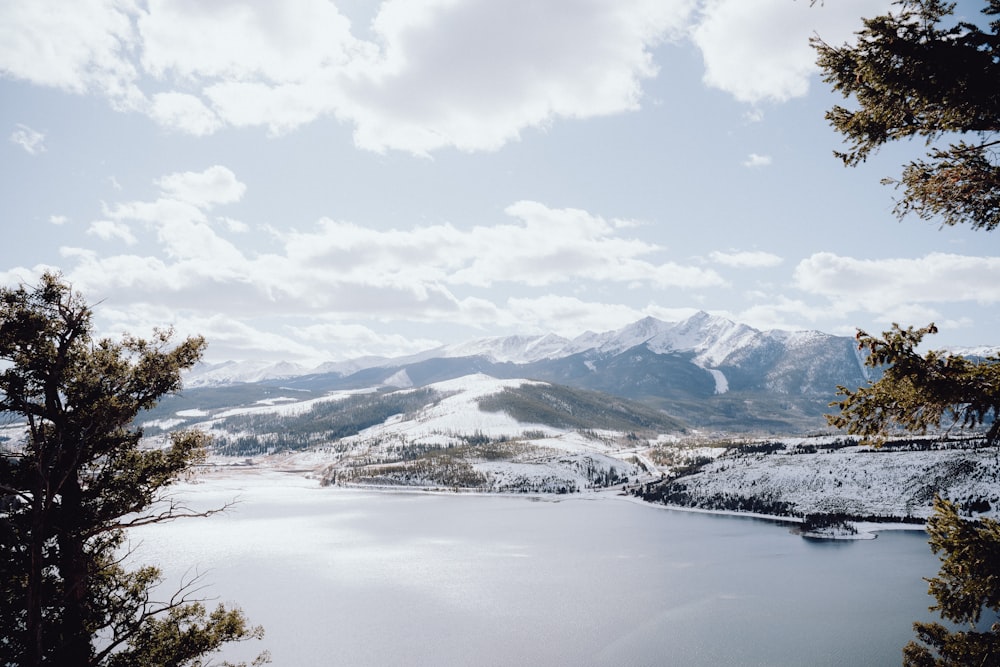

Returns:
133,471,942,666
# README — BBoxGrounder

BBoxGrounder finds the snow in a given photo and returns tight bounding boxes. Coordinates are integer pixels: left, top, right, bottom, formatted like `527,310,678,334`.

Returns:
383,369,413,387
343,374,549,443
184,359,309,387
254,397,298,406
182,312,856,388
141,418,187,430
650,312,759,368
196,373,655,493
704,368,729,394
950,345,1000,358
438,333,573,364
654,439,1000,521
210,389,369,420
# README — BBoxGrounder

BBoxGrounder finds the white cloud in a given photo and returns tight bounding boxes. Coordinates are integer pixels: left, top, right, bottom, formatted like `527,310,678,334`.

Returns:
49,214,68,225
0,0,143,108
296,322,441,360
342,0,697,153
149,92,222,136
55,168,728,360
730,295,841,333
277,200,724,292
217,217,249,233
87,220,137,245
709,249,782,268
794,252,1000,311
137,0,358,83
742,153,772,168
155,165,246,208
0,0,905,153
96,303,332,363
0,0,696,154
504,296,648,337
10,123,45,154
690,0,892,104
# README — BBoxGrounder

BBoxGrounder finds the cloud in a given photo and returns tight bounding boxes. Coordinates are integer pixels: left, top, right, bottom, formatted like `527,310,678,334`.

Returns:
155,165,246,208
97,302,333,363
504,296,648,337
709,249,782,268
742,153,772,168
690,0,893,104
341,0,696,153
730,295,842,333
53,167,726,360
793,252,1000,311
277,200,724,292
1,0,696,154
217,217,249,233
149,92,222,136
87,220,137,245
0,0,900,151
10,123,45,154
296,321,441,360
49,214,68,225
0,0,143,107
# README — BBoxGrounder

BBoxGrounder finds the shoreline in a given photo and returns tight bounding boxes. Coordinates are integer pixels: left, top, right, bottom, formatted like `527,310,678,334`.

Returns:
190,464,930,540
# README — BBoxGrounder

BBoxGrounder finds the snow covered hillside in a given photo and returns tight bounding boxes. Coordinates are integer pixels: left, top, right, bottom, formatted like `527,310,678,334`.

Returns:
143,367,1000,525
143,374,683,494
641,436,1000,522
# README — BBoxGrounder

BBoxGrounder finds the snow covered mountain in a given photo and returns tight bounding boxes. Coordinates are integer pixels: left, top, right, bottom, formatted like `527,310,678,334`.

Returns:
432,312,778,368
187,312,869,393
149,328,1000,521
185,360,311,386
175,312,884,433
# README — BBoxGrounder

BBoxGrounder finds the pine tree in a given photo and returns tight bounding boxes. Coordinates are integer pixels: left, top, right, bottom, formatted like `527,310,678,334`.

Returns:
812,0,1000,231
814,2,1000,663
0,273,267,666
902,498,1000,666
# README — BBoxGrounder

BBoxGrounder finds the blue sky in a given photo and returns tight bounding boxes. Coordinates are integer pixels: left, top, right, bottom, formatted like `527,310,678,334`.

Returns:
2,0,997,364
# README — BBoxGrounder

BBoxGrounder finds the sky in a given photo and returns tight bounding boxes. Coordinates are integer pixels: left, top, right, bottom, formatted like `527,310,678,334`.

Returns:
2,0,998,365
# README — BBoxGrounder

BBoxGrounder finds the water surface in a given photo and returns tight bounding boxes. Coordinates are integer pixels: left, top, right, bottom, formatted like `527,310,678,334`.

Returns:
134,472,940,666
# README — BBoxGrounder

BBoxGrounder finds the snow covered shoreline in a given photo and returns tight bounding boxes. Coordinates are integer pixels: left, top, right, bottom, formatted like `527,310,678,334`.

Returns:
640,439,998,530
187,463,931,542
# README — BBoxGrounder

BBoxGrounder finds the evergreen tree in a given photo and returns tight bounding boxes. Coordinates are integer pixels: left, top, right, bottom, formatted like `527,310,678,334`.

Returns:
902,498,1000,666
828,323,1000,446
814,2,1000,663
812,0,1000,231
0,273,266,666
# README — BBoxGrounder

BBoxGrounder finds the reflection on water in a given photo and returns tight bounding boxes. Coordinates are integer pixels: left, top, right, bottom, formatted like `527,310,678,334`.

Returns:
133,473,939,666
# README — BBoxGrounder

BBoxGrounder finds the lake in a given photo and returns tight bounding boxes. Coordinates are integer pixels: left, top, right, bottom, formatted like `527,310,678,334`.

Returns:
132,471,942,666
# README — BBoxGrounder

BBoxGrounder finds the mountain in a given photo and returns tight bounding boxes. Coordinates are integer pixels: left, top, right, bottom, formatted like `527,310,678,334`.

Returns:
185,360,310,386
142,315,999,518
177,312,876,433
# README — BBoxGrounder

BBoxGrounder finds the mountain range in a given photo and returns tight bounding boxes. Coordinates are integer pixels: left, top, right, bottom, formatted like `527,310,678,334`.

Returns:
177,312,879,433
125,312,1000,518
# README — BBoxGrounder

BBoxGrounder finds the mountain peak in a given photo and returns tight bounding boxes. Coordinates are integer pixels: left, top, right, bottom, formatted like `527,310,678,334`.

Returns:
603,316,671,350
